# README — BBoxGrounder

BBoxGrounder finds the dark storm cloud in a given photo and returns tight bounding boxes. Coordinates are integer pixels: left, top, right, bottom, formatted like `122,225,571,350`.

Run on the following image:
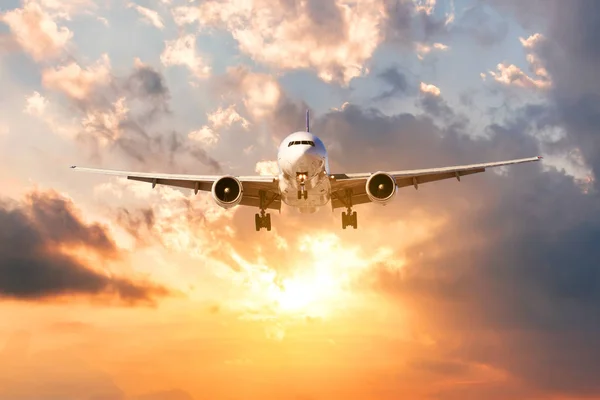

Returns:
0,190,169,303
298,93,600,396
417,91,454,120
485,1,600,177
373,66,412,101
123,62,172,123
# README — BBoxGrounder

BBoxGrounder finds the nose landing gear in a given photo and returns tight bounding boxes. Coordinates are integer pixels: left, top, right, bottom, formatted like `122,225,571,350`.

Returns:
297,188,308,200
296,172,309,200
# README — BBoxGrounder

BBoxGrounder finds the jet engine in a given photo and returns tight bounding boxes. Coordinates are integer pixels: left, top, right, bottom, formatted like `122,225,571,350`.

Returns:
365,172,397,204
211,176,243,209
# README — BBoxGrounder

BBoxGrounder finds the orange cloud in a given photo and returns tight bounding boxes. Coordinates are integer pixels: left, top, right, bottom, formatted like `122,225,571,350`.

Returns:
160,34,211,79
487,33,552,90
41,54,112,100
0,0,73,61
174,0,387,84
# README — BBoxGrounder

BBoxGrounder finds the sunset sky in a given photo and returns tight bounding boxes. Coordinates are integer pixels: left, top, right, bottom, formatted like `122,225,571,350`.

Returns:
1,0,600,399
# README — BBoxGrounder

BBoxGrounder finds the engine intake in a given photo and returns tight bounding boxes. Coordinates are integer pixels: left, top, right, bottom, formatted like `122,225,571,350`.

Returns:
366,172,397,204
211,176,243,209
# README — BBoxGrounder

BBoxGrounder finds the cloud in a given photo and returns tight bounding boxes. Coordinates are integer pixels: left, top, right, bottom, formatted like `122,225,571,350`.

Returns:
415,41,449,59
419,81,441,96
374,66,412,101
417,82,454,119
188,105,250,147
0,189,169,304
38,55,221,172
174,0,387,85
36,0,96,19
160,34,211,79
214,66,284,122
0,0,73,61
487,35,552,91
41,54,112,101
128,3,165,29
208,104,249,130
255,160,279,176
23,91,49,116
188,126,219,147
484,1,600,177
297,101,600,397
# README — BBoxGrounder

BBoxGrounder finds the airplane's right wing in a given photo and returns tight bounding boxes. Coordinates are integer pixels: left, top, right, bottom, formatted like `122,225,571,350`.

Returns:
329,156,542,209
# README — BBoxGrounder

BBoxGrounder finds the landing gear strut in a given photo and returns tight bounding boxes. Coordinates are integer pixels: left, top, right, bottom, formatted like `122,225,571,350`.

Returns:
338,189,358,229
255,190,274,231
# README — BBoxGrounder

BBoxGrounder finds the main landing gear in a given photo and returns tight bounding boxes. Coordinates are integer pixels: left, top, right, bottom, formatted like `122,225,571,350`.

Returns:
255,190,276,231
255,209,271,231
337,189,358,229
342,209,357,229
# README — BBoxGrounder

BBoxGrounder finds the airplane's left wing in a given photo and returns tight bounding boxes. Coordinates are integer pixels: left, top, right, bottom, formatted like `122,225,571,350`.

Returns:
70,166,282,210
329,156,542,210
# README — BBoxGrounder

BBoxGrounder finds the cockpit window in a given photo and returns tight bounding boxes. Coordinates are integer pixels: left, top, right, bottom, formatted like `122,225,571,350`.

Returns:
288,140,315,147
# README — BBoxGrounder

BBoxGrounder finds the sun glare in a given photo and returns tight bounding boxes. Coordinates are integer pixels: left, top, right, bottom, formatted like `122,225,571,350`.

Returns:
225,231,409,323
276,267,338,314
269,232,387,318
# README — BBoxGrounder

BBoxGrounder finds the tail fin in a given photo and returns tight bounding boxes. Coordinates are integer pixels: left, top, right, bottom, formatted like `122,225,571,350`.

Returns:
305,109,310,132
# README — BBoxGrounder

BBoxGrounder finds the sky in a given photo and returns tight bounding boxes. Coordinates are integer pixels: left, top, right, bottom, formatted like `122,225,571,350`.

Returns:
0,0,600,399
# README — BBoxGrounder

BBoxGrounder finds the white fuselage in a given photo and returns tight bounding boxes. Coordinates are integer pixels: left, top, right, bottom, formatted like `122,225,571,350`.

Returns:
277,131,330,213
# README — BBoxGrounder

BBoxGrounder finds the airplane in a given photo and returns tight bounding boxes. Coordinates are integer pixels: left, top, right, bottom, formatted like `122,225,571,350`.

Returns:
71,110,542,231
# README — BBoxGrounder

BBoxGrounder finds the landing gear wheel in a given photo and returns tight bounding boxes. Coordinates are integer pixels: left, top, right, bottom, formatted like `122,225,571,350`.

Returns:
297,190,302,200
255,211,271,231
341,210,358,229
303,191,308,200
255,213,261,231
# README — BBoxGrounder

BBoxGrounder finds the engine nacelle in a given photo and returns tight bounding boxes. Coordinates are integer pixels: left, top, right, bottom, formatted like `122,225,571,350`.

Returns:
211,176,243,209
365,172,397,204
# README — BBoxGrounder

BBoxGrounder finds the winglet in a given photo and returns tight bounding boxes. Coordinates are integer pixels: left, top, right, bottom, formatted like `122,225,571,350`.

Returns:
306,109,310,132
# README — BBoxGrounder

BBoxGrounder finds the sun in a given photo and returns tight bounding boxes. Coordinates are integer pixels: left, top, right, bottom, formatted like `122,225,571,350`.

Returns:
268,232,379,318
276,267,338,315
225,231,403,321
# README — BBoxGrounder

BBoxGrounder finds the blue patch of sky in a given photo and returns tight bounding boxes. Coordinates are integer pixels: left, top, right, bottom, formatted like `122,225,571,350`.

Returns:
66,3,168,73
196,30,256,75
0,0,20,12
